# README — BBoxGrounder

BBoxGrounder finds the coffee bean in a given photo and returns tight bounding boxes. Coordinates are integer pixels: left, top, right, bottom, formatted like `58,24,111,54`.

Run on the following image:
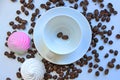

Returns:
94,9,99,16
16,10,21,15
104,53,109,58
28,28,33,34
97,22,102,27
89,62,93,67
95,58,100,63
104,38,108,43
11,0,16,2
16,72,22,78
98,66,104,71
106,17,110,22
107,30,112,36
114,50,118,56
88,68,92,73
57,32,63,38
109,49,114,53
7,31,11,36
107,3,113,8
6,77,11,80
26,55,31,59
116,34,120,39
68,0,74,3
107,62,114,68
74,3,78,9
62,35,69,40
93,64,99,69
83,6,87,11
101,25,106,30
28,0,33,3
108,40,113,45
95,71,100,76
99,46,104,50
21,6,25,12
53,75,57,79
9,21,14,26
113,11,118,15
92,0,96,2
116,64,120,69
31,22,36,28
5,42,8,47
100,3,104,8
35,8,40,14
111,26,114,30
98,0,104,2
20,0,25,4
104,69,109,75
24,10,29,16
111,58,116,63
40,4,46,8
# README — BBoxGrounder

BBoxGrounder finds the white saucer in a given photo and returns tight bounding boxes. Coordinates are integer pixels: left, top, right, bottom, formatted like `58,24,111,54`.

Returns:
33,7,92,65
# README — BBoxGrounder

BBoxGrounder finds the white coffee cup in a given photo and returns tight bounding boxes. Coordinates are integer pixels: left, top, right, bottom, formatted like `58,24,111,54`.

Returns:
42,15,81,55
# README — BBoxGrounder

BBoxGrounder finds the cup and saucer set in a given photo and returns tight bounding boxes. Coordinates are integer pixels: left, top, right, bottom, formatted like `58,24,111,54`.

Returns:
33,7,92,65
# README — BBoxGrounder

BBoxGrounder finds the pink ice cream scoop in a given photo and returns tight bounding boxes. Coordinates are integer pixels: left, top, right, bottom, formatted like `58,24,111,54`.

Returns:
7,32,31,55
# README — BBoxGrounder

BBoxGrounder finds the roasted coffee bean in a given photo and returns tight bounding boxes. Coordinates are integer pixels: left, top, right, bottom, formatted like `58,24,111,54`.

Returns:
106,17,110,22
111,58,116,63
101,17,106,22
93,64,99,69
107,30,112,36
28,0,33,3
74,3,78,9
113,11,118,15
114,50,118,56
111,26,114,30
116,64,120,69
16,72,22,78
35,8,40,14
95,58,100,63
31,22,36,28
53,75,57,79
28,28,33,34
104,69,109,75
97,22,102,27
40,4,46,8
98,0,104,2
107,3,113,8
6,77,11,80
62,35,69,40
28,4,35,10
7,31,11,36
89,62,93,67
11,0,16,2
57,32,63,38
20,0,25,4
68,0,74,3
109,49,114,53
16,10,21,15
83,6,87,11
99,46,104,50
94,9,99,16
21,20,27,24
5,42,8,47
21,6,25,12
26,55,31,59
104,53,109,58
108,40,113,45
99,66,104,71
107,62,114,68
9,21,14,26
88,68,92,73
116,34,120,39
92,0,96,2
100,3,104,8
104,38,108,43
95,71,100,76
101,25,106,30
24,10,29,16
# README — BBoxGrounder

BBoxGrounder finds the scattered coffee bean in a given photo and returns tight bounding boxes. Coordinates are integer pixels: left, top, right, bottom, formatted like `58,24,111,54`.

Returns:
108,40,113,45
104,69,109,75
62,35,69,40
6,77,11,80
28,28,33,34
107,62,114,68
24,10,29,16
116,34,120,39
95,71,100,76
116,64,120,69
88,68,92,73
104,53,109,58
111,58,116,63
99,66,104,71
114,50,118,56
109,49,114,53
57,32,63,38
93,64,99,69
99,46,104,50
16,72,22,78
9,21,14,26
100,3,104,8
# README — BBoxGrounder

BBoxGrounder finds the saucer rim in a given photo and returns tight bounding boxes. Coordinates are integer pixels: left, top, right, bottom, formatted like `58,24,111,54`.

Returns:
33,7,92,65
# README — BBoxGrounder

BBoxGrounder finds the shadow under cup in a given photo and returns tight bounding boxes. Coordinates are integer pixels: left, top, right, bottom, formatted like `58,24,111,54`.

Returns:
43,15,81,55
